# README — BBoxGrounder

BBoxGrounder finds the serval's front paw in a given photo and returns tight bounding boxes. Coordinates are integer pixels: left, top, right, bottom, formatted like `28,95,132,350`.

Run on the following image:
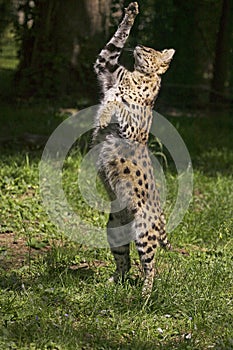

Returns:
125,2,139,23
99,114,110,129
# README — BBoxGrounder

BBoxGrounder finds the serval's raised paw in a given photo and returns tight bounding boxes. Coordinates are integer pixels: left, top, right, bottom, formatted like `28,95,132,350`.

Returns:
125,2,139,24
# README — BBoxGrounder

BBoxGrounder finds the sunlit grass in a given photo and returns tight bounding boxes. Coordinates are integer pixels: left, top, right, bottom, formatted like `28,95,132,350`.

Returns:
0,140,233,349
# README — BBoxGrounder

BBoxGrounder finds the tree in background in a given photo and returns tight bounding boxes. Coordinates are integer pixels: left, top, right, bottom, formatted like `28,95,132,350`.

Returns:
0,0,14,41
14,0,123,103
210,0,233,104
4,0,233,108
0,0,10,32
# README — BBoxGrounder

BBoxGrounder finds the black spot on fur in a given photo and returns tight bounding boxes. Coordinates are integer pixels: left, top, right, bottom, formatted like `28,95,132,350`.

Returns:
124,167,130,174
148,234,156,241
106,43,121,52
98,56,106,63
106,62,118,73
137,241,148,248
146,247,153,254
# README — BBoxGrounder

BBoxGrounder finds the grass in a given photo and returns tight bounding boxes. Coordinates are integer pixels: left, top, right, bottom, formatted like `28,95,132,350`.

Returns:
1,109,232,350
0,35,233,350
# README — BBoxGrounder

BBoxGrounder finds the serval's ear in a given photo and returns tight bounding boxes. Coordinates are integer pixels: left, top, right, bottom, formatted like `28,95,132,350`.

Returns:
157,49,175,75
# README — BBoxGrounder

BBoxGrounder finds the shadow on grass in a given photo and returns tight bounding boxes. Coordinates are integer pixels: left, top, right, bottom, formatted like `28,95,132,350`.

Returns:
2,310,231,349
0,321,192,350
1,101,233,177
0,250,231,350
0,266,96,292
167,112,233,176
0,68,16,100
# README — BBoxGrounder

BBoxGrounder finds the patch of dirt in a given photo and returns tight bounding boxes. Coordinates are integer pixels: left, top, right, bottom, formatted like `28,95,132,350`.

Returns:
0,233,108,273
0,232,51,271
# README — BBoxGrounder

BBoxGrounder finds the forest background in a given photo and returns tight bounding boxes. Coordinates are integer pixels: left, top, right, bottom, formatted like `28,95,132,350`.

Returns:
0,0,233,109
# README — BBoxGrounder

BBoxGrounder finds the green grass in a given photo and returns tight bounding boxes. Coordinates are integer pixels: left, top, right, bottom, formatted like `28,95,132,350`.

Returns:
0,36,233,350
0,112,232,350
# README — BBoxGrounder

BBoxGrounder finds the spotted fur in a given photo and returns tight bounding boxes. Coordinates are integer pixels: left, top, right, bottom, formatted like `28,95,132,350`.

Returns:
93,2,175,297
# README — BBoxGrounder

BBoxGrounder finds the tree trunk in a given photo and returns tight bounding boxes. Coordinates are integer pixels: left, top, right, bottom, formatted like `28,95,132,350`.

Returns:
210,0,232,104
15,0,117,103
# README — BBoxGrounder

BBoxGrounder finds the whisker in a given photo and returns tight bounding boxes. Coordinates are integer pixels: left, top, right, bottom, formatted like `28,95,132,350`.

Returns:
123,48,134,52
